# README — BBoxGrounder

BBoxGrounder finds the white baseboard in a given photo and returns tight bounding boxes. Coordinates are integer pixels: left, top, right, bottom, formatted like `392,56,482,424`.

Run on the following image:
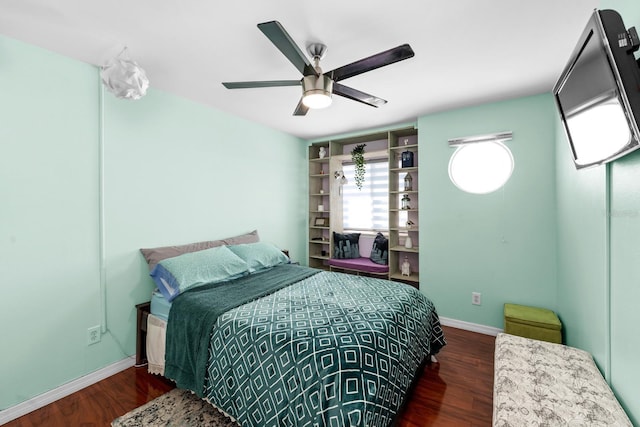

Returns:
0,356,135,425
440,316,503,336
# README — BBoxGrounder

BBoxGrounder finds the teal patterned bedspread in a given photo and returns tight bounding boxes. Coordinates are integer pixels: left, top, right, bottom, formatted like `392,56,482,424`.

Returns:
165,264,319,394
167,265,445,426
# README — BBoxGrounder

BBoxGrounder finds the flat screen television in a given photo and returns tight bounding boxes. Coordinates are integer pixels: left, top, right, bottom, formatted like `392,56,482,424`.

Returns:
553,9,640,169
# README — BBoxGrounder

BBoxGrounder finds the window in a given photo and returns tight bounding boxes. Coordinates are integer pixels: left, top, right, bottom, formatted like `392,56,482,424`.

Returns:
448,141,514,194
342,160,389,231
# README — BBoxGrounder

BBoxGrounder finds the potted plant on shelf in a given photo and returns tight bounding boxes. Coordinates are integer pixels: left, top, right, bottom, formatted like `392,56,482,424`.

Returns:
351,144,366,190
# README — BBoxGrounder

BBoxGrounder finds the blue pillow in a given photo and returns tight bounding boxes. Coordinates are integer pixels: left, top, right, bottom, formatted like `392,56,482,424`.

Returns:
226,242,290,273
150,245,249,301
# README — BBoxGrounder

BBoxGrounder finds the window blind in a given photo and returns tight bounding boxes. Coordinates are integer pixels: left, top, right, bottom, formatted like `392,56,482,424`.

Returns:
342,160,389,231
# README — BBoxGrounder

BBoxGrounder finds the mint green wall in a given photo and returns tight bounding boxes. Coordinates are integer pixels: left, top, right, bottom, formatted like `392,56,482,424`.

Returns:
555,1,640,423
609,150,640,424
555,116,608,367
102,90,307,365
0,35,101,410
418,94,558,328
0,34,306,410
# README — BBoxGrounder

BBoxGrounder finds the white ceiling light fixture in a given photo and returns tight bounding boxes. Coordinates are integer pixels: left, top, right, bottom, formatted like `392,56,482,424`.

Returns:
100,47,149,100
448,131,514,194
302,43,333,109
302,74,333,109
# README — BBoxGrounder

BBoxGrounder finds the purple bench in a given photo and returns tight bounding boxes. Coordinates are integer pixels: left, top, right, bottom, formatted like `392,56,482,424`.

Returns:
327,234,389,276
328,257,389,276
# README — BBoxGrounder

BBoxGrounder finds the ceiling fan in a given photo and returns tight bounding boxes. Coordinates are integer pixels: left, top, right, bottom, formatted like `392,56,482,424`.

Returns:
222,21,415,116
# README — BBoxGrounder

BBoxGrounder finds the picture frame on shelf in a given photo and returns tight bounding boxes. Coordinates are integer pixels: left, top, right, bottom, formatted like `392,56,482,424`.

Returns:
314,217,329,227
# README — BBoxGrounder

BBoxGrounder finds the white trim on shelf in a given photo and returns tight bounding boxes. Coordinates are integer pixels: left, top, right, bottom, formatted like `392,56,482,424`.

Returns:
332,149,389,161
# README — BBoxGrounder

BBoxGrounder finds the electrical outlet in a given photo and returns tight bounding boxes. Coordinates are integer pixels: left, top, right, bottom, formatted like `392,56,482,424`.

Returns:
472,292,482,306
87,326,101,345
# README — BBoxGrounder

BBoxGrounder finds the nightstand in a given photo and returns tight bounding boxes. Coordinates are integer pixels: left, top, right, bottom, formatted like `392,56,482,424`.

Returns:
135,301,151,366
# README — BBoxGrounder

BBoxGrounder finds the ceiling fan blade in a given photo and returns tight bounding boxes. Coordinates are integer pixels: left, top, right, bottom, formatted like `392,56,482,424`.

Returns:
333,83,387,108
293,98,309,116
328,44,415,82
258,21,318,77
222,80,301,89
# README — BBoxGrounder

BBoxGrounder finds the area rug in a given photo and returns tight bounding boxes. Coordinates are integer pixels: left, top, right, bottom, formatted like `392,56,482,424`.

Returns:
111,388,239,426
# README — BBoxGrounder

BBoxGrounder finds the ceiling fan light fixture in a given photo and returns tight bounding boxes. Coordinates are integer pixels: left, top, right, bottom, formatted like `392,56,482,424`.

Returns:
224,22,414,115
302,74,333,109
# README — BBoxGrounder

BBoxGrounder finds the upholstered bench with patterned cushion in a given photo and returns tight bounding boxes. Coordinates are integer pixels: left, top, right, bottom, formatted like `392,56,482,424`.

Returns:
493,333,632,426
329,233,389,277
328,257,389,276
504,303,562,344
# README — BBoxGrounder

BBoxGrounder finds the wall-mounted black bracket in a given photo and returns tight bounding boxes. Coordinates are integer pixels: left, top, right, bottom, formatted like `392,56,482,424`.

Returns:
626,26,639,53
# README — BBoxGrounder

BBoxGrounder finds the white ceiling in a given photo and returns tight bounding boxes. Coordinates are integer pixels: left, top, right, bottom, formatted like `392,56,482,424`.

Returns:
0,0,599,139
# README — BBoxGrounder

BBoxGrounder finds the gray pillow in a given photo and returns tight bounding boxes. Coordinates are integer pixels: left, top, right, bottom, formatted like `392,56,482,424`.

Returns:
333,232,361,259
369,232,389,265
221,230,260,245
140,230,259,271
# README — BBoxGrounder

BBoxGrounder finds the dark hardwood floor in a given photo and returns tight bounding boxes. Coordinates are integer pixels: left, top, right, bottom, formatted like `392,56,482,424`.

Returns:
396,326,495,426
5,326,495,427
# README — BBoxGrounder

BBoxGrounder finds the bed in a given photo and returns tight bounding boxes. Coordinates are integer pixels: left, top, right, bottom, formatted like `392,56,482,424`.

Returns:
141,236,445,426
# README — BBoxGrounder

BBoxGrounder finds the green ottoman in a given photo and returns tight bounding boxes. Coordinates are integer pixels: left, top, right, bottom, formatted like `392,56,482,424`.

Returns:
504,303,562,344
